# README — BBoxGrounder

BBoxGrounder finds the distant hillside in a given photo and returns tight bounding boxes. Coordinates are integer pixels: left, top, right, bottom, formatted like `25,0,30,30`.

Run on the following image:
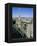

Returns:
12,16,33,21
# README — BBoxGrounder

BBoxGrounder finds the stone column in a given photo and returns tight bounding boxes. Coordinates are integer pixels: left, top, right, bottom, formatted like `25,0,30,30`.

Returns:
26,24,31,38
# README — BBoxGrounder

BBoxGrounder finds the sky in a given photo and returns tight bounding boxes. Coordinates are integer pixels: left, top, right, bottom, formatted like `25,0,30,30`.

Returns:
12,7,33,17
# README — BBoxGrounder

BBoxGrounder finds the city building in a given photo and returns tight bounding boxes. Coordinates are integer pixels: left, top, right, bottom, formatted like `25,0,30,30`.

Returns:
15,16,33,38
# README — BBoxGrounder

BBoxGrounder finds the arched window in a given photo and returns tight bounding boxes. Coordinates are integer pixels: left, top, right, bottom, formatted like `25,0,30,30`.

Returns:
23,24,27,30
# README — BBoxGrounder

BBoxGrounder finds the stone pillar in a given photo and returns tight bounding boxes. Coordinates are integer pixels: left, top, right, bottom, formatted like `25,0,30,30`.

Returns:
30,23,33,38
26,24,31,38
